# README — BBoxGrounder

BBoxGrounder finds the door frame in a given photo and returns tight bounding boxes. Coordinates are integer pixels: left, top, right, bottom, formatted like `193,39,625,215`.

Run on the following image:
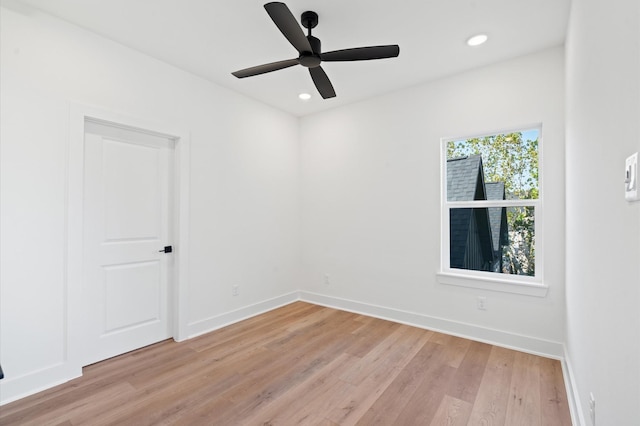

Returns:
66,103,190,371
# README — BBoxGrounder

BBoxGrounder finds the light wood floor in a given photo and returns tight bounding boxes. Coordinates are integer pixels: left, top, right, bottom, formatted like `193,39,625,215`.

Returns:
0,302,572,425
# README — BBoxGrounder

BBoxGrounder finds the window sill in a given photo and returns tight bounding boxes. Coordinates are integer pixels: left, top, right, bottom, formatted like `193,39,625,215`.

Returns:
436,272,549,297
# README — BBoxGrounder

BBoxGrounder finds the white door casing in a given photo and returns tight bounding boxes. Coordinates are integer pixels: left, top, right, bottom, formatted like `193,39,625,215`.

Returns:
82,121,174,365
9,104,193,402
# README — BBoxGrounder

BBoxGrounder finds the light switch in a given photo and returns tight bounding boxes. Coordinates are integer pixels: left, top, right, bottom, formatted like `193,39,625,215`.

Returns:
625,152,639,202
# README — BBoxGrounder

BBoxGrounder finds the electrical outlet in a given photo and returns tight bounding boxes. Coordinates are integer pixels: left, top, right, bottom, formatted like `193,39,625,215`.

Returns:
589,392,596,425
477,296,487,310
324,273,330,285
232,285,239,296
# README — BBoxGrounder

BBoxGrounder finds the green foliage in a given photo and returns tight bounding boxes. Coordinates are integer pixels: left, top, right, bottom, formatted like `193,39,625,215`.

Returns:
448,131,538,276
503,206,535,276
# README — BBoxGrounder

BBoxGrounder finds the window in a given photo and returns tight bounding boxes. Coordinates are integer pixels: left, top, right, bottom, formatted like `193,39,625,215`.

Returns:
438,127,546,296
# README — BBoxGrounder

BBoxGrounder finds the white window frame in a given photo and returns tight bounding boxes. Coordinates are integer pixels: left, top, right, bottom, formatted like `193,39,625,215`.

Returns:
436,125,548,297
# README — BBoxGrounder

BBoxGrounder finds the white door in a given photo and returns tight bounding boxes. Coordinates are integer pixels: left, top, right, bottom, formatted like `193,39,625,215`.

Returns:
82,120,174,365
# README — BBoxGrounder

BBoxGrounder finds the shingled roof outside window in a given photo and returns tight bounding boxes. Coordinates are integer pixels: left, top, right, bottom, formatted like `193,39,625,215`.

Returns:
446,155,507,272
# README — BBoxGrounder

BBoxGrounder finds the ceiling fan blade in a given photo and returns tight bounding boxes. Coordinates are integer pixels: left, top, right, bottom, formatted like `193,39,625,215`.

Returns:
309,66,336,99
232,58,299,78
264,2,312,53
321,45,400,62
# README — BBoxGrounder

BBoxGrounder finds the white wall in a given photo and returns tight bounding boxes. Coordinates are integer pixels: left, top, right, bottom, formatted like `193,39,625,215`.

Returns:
565,0,640,424
0,7,300,403
299,48,566,354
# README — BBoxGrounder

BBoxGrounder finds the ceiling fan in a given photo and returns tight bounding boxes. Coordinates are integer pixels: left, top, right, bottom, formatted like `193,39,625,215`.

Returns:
231,2,400,99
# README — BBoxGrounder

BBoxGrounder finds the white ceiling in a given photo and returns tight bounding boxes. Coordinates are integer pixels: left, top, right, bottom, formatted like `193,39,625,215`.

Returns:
9,0,571,116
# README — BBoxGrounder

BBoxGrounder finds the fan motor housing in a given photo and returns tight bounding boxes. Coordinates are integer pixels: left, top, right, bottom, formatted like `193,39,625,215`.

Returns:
299,52,321,68
299,35,321,68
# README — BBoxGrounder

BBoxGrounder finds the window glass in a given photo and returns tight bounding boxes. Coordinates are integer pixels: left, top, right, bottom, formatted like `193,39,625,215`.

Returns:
443,128,539,280
449,206,535,276
447,130,539,200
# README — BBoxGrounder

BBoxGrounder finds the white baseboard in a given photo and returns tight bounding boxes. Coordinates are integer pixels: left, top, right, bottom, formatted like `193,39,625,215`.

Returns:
299,291,565,359
186,291,300,339
0,362,81,406
562,346,586,426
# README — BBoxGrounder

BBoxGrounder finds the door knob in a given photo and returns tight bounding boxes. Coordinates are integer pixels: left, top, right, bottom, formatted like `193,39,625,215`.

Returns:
159,246,173,253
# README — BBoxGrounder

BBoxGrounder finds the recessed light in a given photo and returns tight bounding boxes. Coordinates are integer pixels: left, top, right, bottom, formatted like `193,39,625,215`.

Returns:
467,34,488,47
298,93,312,101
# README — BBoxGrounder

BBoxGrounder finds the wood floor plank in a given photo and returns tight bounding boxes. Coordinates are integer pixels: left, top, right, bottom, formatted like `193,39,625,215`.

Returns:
92,363,241,425
0,302,571,426
243,353,360,425
393,351,458,425
345,317,401,358
428,395,473,426
186,303,321,355
467,345,516,425
0,339,189,421
339,324,427,386
324,327,432,425
446,340,492,403
539,356,573,426
505,351,542,426
198,312,362,424
432,332,473,368
356,340,444,425
0,381,136,426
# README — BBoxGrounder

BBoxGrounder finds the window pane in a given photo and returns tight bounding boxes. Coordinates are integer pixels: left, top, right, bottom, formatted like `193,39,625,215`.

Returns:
449,206,535,276
446,130,539,201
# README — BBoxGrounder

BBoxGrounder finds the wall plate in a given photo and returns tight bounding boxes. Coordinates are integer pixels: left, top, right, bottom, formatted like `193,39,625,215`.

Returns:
625,152,639,202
